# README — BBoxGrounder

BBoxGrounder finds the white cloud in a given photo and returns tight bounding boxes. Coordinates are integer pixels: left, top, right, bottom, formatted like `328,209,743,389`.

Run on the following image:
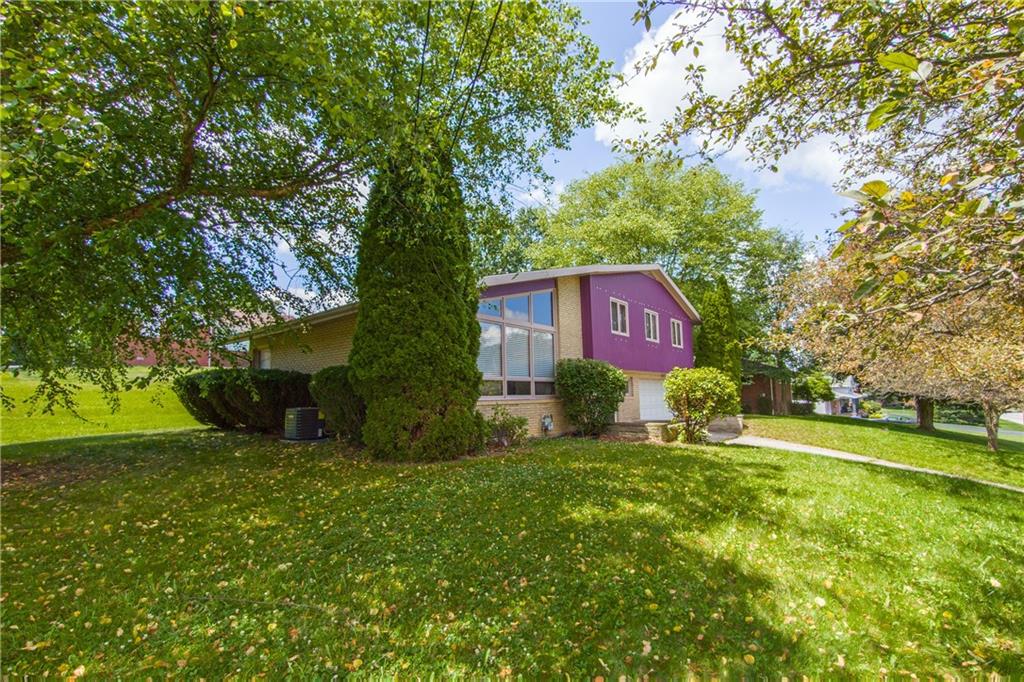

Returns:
596,10,849,190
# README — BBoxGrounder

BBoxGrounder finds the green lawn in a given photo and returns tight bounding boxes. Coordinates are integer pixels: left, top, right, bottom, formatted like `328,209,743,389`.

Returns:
0,371,199,445
745,414,1024,488
2,432,1022,677
882,407,1021,433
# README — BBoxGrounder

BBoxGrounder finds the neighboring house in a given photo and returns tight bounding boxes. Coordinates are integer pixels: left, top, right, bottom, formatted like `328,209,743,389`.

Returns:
741,360,792,415
243,264,701,436
122,339,214,367
814,375,864,416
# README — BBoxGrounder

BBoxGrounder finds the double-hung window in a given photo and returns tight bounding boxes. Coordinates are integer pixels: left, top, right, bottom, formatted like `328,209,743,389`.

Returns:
644,309,660,343
477,290,557,398
610,298,629,336
670,319,684,348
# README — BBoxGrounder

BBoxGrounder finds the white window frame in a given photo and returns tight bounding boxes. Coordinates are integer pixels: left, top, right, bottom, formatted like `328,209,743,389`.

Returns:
256,347,271,369
670,318,684,349
644,309,660,343
477,289,558,400
610,298,629,337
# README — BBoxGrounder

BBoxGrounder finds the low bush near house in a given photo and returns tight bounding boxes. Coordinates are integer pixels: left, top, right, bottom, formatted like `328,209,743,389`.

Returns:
222,369,314,432
664,366,740,444
484,405,529,448
937,402,985,425
173,368,313,433
309,365,366,443
860,399,884,419
790,401,814,415
555,358,628,436
173,370,236,429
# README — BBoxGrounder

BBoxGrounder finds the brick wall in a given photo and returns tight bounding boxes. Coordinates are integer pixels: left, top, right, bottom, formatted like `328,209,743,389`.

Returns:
477,398,569,437
556,276,583,360
253,313,357,373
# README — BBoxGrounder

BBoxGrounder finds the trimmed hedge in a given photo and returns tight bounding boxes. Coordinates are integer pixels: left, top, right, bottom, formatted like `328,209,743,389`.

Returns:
555,358,628,436
308,365,365,443
172,370,235,429
173,368,313,433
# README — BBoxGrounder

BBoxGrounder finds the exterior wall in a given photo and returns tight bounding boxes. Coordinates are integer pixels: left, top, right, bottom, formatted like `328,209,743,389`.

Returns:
580,272,694,373
555,276,584,360
477,398,569,437
614,370,668,422
741,374,792,415
253,314,357,373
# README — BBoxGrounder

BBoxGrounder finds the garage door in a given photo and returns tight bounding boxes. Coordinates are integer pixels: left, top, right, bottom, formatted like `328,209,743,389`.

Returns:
638,379,673,421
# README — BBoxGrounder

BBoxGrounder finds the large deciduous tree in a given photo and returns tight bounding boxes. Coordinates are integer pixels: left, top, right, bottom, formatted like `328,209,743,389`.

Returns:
528,161,803,340
630,0,1022,317
0,0,620,410
784,255,1024,451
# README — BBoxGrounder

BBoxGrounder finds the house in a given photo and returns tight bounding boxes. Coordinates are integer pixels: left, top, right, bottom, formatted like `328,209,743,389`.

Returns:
740,359,792,415
814,375,864,416
243,264,700,436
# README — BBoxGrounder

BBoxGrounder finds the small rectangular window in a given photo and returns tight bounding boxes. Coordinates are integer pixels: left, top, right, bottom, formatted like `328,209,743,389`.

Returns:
480,379,503,396
534,381,556,396
505,295,529,322
610,298,629,336
531,291,553,326
644,309,659,343
671,319,684,348
507,380,532,396
478,298,501,318
625,377,633,396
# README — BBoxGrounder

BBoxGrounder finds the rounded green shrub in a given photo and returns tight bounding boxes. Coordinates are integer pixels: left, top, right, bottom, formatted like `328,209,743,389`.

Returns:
485,405,529,448
172,368,312,432
347,139,485,461
555,358,628,436
309,365,365,443
172,371,235,429
221,369,313,432
664,366,740,443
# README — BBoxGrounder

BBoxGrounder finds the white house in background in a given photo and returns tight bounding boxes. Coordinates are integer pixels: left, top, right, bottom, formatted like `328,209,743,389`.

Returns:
814,376,865,416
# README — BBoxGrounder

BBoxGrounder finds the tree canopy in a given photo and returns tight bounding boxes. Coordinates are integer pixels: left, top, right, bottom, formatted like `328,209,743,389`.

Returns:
0,0,621,409
693,276,741,391
631,0,1022,318
528,161,803,340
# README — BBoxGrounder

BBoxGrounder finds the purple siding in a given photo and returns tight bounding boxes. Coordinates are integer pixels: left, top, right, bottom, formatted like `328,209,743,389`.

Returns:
480,278,556,299
581,273,694,373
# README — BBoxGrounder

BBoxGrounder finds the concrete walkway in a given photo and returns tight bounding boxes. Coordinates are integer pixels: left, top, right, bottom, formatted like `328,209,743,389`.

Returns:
726,434,1024,495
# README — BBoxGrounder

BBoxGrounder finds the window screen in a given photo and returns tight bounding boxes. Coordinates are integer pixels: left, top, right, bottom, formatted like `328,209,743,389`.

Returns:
533,331,555,378
505,326,530,377
478,322,502,375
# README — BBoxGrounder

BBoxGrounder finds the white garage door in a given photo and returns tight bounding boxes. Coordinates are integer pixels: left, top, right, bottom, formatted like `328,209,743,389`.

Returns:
638,379,673,421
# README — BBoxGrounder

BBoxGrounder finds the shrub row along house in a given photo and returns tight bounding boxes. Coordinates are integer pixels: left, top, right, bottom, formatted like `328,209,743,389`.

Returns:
240,264,701,436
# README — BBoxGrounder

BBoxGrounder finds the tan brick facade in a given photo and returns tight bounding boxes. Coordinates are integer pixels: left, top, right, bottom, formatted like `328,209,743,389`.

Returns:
477,398,569,437
555,276,583,360
253,313,357,374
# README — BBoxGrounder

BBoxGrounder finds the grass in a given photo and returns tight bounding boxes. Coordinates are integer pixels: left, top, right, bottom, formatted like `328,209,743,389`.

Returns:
2,431,1022,677
0,370,199,445
882,407,1021,433
745,414,1024,488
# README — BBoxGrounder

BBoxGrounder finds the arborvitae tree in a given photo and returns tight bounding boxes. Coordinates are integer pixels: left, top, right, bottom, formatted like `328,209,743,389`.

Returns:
693,276,742,390
348,140,485,461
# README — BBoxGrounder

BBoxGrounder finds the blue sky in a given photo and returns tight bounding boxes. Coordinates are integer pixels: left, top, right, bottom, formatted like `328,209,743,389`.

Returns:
533,2,852,250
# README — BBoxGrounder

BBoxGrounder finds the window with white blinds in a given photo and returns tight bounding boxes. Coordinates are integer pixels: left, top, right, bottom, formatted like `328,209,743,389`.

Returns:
475,289,558,398
671,318,684,348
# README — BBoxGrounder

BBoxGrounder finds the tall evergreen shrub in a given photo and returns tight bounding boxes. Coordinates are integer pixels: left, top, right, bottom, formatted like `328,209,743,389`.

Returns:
693,275,742,390
347,141,484,461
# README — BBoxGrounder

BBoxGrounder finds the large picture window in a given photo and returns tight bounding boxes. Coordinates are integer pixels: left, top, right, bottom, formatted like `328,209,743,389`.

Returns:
477,289,557,398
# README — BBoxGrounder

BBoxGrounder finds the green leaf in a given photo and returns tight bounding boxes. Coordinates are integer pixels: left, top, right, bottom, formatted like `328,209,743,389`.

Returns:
861,180,889,199
893,270,909,285
877,52,919,73
853,277,880,301
866,100,899,130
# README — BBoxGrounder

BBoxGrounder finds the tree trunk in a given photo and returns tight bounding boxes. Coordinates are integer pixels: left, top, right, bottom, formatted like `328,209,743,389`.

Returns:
916,397,934,431
982,401,1000,452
